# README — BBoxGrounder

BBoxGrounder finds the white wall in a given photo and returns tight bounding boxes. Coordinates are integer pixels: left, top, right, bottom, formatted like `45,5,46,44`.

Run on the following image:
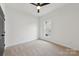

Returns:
40,4,79,50
5,4,38,47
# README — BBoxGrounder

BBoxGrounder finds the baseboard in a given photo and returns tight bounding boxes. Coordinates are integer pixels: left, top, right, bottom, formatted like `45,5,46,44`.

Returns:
5,39,37,48
39,39,79,52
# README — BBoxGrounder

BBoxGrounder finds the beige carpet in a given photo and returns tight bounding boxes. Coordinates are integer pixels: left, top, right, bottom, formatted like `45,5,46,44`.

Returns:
4,40,79,56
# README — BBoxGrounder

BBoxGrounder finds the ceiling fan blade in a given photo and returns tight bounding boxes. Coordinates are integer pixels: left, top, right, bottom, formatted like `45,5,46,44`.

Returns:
31,3,37,6
40,3,50,6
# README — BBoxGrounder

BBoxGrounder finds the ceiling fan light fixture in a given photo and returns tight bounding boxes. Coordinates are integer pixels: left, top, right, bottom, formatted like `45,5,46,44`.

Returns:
37,6,41,9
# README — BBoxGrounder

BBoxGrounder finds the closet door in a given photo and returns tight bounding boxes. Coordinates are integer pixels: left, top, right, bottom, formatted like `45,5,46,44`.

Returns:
0,6,5,56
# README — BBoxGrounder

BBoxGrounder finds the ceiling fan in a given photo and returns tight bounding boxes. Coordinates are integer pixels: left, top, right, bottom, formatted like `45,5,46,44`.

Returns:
31,3,50,13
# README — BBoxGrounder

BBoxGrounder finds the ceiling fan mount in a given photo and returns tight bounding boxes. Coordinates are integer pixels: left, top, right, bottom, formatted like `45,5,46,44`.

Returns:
31,3,50,13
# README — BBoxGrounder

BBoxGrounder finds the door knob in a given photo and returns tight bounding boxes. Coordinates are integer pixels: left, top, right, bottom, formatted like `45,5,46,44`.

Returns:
1,34,5,36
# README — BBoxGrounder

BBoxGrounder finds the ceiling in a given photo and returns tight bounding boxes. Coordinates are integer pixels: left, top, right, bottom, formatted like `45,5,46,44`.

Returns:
5,3,66,17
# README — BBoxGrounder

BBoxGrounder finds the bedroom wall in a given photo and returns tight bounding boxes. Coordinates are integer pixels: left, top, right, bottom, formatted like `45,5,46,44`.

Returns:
4,4,38,47
40,4,79,50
